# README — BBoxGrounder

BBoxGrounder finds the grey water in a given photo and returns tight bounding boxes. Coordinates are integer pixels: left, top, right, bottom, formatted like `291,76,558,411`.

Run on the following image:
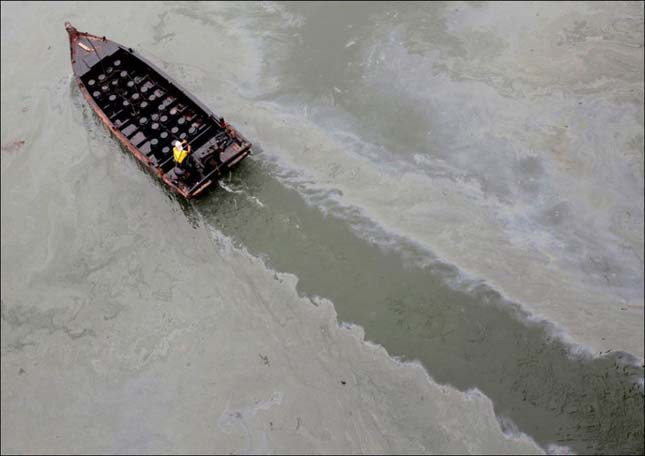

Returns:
2,1,643,454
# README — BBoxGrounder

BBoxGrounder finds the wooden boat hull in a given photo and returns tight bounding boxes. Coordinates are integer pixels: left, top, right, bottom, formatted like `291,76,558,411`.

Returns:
65,22,252,199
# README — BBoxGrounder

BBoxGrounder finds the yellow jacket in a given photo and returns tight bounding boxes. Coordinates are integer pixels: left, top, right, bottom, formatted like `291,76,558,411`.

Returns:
173,146,190,164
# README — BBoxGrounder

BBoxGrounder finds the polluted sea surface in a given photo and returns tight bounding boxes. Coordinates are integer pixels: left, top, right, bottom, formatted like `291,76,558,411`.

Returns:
1,1,643,454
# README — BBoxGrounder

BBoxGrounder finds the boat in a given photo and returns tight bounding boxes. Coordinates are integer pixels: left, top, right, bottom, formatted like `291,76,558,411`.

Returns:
65,22,252,199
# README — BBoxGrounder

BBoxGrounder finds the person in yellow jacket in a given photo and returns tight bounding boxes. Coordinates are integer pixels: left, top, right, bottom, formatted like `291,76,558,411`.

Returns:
173,139,192,181
173,139,192,166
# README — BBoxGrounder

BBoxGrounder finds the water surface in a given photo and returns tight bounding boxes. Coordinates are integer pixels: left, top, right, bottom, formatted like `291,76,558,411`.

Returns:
2,1,643,454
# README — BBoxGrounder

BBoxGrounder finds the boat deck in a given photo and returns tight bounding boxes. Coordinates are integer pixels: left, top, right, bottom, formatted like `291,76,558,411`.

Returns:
81,48,229,174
